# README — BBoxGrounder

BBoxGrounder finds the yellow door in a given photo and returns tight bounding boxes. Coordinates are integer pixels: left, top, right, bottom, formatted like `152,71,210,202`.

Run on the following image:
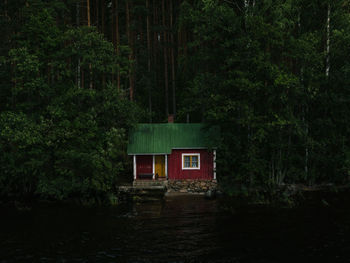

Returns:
155,155,165,178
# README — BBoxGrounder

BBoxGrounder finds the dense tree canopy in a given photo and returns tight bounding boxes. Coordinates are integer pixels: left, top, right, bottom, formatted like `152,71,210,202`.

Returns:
180,0,350,190
1,0,350,201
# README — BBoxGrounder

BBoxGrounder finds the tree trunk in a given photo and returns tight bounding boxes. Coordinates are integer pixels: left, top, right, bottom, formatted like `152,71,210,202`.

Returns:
170,0,176,116
87,0,93,89
87,0,91,26
101,0,105,35
153,0,159,107
153,0,158,65
95,0,99,29
146,0,152,122
116,0,121,91
112,0,116,45
101,0,105,87
326,2,330,77
162,0,169,117
126,0,134,100
76,2,81,88
111,0,116,85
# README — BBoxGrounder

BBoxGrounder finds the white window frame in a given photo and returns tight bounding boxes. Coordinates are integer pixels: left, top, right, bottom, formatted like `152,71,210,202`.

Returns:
182,153,200,170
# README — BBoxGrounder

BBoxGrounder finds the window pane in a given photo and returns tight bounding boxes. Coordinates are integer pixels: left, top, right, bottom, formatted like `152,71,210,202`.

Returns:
184,156,190,167
192,156,198,167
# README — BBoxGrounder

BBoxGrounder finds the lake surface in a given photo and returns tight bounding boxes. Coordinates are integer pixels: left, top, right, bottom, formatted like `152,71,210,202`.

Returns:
1,195,350,262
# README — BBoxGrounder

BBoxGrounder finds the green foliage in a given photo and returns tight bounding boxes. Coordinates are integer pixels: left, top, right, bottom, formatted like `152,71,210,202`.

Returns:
2,0,350,202
61,26,130,79
0,112,46,198
0,5,139,202
179,0,350,189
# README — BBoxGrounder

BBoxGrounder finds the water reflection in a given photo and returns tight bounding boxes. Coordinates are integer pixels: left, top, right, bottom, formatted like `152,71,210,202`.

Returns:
1,195,350,262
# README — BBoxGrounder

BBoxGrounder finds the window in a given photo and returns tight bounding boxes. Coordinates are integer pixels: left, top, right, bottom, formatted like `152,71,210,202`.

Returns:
182,153,200,170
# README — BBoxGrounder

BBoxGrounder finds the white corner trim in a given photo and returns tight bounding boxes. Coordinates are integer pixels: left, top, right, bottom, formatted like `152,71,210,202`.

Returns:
165,155,168,179
213,150,216,180
152,155,155,179
181,153,200,170
133,155,136,180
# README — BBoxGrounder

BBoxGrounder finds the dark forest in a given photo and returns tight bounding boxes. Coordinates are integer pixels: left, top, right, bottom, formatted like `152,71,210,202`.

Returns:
1,0,350,201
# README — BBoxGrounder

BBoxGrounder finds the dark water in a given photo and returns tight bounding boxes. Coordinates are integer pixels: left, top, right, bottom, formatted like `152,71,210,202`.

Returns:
1,195,350,263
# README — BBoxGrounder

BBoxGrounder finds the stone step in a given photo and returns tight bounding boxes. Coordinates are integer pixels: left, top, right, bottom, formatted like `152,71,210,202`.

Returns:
133,180,166,184
133,184,166,187
133,180,168,188
133,185,166,190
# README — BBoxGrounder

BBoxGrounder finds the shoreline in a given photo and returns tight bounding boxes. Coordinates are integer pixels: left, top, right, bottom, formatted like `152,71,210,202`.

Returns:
1,183,350,209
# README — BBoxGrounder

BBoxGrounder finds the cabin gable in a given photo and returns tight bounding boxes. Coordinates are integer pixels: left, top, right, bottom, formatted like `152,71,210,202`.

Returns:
128,123,218,181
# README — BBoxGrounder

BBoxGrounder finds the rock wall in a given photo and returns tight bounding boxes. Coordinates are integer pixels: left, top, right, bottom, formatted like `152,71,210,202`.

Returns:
167,179,217,193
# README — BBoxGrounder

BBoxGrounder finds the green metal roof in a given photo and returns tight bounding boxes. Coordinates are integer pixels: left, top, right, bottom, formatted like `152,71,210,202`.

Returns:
127,123,219,155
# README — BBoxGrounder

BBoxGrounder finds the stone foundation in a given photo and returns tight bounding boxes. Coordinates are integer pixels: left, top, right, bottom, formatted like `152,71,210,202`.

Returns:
167,179,217,193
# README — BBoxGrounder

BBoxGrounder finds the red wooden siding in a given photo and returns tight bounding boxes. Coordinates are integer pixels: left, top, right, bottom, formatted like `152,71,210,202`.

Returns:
136,155,152,178
167,149,213,180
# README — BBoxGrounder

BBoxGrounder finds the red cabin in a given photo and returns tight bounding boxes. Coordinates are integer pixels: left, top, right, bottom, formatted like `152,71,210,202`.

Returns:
127,122,219,181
